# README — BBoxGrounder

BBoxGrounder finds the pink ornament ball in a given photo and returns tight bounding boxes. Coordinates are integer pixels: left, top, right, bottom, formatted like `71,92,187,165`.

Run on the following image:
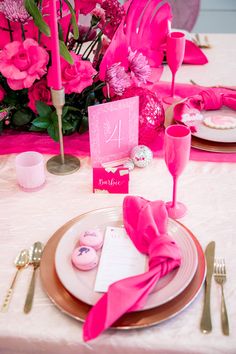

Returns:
121,87,165,145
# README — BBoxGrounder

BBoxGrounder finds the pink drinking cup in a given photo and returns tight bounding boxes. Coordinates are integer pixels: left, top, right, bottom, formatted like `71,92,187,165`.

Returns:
15,151,46,191
165,124,191,176
166,32,186,75
164,125,191,219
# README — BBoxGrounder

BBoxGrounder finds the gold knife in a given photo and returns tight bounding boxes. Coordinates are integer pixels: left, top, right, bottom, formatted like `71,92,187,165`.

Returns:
200,241,215,333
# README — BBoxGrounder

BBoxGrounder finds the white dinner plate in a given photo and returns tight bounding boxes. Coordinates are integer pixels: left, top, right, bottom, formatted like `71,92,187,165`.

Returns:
192,108,236,143
54,207,198,311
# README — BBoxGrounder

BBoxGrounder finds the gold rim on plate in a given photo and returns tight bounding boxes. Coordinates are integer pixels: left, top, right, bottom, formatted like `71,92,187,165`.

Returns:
40,208,206,329
165,104,236,153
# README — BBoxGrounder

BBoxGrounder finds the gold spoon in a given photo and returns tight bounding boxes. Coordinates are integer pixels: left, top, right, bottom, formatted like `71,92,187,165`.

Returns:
24,242,44,314
1,249,29,312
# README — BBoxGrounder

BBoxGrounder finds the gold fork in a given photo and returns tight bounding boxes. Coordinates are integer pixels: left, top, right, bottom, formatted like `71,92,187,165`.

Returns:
194,34,211,49
214,259,229,336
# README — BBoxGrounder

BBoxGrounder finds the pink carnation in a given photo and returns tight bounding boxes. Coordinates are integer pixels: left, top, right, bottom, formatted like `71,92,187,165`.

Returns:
60,52,97,94
106,62,130,96
0,85,5,101
0,39,49,90
28,79,52,113
128,48,151,84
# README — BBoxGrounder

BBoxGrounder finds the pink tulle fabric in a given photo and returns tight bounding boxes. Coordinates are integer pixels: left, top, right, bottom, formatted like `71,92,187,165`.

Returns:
83,196,181,341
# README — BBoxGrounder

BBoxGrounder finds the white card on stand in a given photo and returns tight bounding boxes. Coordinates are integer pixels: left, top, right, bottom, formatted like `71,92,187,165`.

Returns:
94,226,147,293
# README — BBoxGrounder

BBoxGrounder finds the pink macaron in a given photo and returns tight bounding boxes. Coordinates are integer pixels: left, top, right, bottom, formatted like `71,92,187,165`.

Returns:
79,229,104,250
71,246,98,271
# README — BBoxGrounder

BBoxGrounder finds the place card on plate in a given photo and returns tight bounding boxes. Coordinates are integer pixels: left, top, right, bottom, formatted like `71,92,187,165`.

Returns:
93,166,129,194
94,226,147,292
88,96,139,166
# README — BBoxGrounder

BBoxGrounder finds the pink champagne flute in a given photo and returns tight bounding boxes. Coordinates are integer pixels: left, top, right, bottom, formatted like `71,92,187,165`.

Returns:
163,32,186,104
164,124,191,219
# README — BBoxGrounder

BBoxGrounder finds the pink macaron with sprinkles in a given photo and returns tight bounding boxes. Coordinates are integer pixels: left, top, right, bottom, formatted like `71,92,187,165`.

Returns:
79,229,104,250
71,246,98,271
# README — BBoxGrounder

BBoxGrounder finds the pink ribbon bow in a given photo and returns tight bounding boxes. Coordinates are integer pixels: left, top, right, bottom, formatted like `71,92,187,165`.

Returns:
83,196,181,341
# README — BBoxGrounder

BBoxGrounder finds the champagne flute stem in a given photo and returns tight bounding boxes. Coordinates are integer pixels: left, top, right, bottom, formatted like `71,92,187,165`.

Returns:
171,73,176,97
172,176,178,208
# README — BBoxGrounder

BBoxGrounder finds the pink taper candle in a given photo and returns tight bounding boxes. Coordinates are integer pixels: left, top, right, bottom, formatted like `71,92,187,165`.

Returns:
49,0,62,90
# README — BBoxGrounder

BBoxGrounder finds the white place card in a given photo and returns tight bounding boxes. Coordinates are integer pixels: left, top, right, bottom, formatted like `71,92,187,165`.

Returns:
94,226,147,293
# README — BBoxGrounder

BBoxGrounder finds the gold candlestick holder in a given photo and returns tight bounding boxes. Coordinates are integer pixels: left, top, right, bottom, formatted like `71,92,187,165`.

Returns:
46,88,81,175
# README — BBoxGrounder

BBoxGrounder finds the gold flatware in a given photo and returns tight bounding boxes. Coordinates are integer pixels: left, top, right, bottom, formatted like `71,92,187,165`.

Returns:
190,79,236,91
194,34,211,49
1,249,29,312
200,241,215,333
214,258,229,336
24,242,44,314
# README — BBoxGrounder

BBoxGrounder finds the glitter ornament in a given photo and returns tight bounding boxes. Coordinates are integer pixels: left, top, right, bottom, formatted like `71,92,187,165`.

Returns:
121,87,165,145
130,145,153,168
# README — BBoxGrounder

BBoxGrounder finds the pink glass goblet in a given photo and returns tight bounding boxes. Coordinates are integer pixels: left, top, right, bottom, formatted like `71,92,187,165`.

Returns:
164,124,191,219
163,32,186,104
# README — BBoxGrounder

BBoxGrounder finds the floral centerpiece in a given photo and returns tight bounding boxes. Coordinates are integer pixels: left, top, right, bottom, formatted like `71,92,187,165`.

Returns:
0,0,171,141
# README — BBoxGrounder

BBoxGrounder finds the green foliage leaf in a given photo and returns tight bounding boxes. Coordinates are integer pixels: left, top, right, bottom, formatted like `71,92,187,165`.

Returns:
63,0,79,40
51,110,58,125
62,121,73,131
12,109,33,126
78,116,88,134
59,40,74,64
24,0,50,36
36,101,52,117
47,123,59,141
29,126,45,132
58,23,64,41
32,116,50,129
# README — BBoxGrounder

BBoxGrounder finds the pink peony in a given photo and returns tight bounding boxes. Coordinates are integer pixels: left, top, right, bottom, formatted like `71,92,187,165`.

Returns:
28,79,52,113
0,39,49,90
60,52,97,94
0,85,5,101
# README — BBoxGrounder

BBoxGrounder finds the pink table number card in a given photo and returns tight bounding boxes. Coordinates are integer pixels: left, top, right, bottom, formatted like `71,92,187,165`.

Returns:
88,97,139,166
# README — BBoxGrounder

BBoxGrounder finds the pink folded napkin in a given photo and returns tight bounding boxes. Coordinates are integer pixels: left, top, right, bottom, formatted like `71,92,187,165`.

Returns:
183,39,208,65
173,88,236,131
83,196,181,341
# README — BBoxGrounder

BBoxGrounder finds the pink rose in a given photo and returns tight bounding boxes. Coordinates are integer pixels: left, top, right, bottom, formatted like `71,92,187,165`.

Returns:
28,79,52,113
0,39,49,90
60,52,97,94
0,85,5,101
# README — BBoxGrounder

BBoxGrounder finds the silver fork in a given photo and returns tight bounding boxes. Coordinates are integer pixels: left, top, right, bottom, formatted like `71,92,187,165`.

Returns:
214,259,229,335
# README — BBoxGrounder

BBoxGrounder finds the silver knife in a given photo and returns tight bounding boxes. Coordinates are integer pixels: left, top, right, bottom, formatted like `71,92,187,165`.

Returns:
200,241,215,333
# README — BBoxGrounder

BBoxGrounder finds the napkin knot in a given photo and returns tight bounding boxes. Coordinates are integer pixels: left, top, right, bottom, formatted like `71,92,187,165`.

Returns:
201,89,223,110
83,196,182,341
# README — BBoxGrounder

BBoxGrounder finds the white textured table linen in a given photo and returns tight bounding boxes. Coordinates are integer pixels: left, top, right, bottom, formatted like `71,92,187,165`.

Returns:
0,34,236,354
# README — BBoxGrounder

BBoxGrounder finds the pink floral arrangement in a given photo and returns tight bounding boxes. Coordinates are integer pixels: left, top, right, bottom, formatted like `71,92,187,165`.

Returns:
0,0,171,140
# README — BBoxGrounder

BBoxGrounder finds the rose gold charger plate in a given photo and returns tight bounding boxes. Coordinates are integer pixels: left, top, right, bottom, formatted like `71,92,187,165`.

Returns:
165,104,236,153
40,209,206,330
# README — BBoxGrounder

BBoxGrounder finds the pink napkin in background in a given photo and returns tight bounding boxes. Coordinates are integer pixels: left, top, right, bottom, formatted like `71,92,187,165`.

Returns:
183,40,208,65
83,196,181,341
